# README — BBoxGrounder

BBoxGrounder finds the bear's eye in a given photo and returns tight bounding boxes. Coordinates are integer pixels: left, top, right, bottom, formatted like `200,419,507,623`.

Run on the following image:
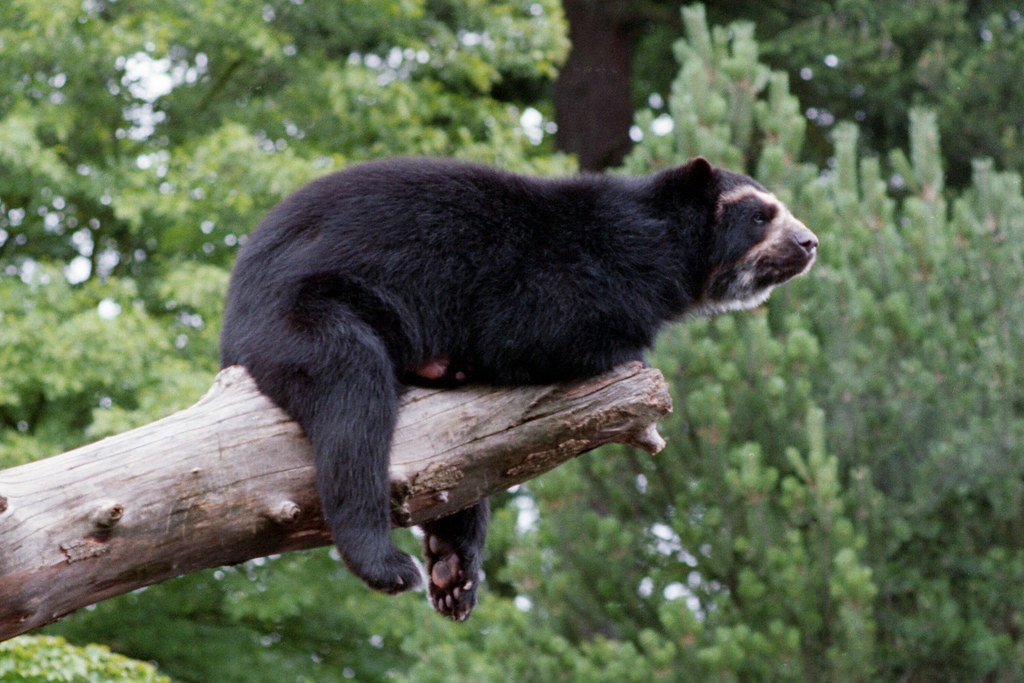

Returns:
750,204,776,225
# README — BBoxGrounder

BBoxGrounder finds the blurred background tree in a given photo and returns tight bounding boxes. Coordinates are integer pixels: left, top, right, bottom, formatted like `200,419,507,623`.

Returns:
559,0,1024,185
4,1,1024,681
2,0,573,680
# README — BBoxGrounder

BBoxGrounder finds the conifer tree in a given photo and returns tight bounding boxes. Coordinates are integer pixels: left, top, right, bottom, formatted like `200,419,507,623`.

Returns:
517,4,1024,680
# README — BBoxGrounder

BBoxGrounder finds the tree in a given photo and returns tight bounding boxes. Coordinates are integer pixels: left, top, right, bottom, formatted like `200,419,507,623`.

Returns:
1,0,573,679
553,0,636,171
555,0,1024,183
553,0,689,171
750,0,1024,186
515,5,1024,680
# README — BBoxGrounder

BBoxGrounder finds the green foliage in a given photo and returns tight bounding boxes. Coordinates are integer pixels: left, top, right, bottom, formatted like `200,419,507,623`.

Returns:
594,5,1024,679
52,550,429,682
751,0,1024,186
511,318,876,680
623,4,809,183
3,0,570,680
392,599,680,683
0,267,218,467
0,636,168,682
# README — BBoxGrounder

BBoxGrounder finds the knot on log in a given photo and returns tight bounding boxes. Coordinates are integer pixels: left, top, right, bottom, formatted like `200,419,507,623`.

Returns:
90,501,125,530
266,500,302,525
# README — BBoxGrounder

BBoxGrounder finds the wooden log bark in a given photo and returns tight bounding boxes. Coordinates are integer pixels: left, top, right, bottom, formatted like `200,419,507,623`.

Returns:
0,361,671,641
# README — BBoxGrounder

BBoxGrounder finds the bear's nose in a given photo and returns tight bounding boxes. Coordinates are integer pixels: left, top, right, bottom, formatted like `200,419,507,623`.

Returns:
792,226,818,255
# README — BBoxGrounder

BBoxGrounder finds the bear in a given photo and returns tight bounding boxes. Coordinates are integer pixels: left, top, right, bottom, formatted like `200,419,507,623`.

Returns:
219,156,818,621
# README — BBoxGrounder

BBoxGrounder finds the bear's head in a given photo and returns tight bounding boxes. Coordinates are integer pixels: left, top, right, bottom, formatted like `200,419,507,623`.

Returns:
670,158,818,316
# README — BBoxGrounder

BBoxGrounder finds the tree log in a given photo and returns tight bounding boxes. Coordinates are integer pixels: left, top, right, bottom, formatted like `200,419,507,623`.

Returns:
0,362,671,641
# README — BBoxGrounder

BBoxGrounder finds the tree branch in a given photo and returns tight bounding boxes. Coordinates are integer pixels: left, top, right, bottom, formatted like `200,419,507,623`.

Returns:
0,362,671,641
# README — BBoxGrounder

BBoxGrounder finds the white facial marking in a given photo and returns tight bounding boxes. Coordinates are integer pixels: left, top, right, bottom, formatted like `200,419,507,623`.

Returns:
715,186,785,219
691,286,774,318
717,185,775,204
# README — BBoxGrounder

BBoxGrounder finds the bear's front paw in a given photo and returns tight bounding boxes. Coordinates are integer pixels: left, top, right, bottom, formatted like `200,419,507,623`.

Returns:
425,533,480,621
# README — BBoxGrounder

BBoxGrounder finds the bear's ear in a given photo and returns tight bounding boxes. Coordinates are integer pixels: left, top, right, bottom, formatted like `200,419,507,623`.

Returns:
683,156,713,185
652,156,715,205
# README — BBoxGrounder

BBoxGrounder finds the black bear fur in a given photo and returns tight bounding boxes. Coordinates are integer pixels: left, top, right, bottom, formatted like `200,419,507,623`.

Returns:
220,156,817,621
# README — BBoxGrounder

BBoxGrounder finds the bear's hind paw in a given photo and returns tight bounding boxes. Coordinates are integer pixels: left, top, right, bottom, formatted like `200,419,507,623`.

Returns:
425,534,480,621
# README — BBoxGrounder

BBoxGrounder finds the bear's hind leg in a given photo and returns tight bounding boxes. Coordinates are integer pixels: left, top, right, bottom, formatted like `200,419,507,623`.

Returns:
280,323,423,595
420,499,489,621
